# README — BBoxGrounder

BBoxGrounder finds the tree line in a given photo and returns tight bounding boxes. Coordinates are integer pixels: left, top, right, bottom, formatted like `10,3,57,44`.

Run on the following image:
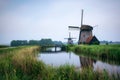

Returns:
11,39,63,47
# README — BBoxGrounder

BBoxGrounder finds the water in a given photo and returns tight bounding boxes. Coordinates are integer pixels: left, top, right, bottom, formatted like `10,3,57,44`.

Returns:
38,48,120,75
38,52,80,67
46,47,61,52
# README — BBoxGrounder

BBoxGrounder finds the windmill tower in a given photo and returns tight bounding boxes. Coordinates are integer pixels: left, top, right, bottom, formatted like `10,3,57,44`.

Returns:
69,9,99,45
79,25,93,44
64,32,76,44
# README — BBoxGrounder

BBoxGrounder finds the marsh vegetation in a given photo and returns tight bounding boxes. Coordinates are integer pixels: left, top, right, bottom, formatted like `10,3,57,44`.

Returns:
71,45,120,62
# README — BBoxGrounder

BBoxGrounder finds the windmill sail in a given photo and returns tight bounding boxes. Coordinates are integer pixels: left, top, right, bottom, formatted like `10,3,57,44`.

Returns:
64,32,76,44
68,26,80,29
68,9,84,44
78,9,84,44
81,9,84,27
68,26,80,30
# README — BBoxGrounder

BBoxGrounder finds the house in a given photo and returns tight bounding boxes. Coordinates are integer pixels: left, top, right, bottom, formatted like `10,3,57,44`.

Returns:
86,36,100,45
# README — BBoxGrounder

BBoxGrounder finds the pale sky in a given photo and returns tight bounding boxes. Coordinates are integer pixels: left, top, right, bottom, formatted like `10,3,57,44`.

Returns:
0,0,120,44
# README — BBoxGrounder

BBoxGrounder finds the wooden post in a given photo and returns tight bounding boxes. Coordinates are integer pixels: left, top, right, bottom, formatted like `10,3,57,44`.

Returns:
55,46,57,52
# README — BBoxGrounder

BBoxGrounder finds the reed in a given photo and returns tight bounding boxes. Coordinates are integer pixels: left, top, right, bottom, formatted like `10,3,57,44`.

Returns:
72,45,120,61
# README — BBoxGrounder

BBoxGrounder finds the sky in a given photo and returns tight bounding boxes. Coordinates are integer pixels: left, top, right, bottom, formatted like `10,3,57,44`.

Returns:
0,0,120,45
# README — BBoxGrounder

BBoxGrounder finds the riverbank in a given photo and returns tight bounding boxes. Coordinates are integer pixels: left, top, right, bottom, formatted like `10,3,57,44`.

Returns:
0,46,42,80
0,46,119,80
0,45,9,48
71,45,120,61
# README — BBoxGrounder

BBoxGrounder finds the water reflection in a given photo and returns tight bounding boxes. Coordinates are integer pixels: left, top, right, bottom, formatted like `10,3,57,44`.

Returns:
79,56,96,68
94,61,120,75
38,52,120,75
79,55,120,75
41,47,62,52
38,52,80,67
69,52,71,59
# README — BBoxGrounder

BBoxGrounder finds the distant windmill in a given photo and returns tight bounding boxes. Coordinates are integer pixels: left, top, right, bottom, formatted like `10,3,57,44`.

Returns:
64,32,76,45
69,9,100,45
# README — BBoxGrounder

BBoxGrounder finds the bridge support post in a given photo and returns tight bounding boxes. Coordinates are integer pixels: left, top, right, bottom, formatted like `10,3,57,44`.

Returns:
55,46,57,52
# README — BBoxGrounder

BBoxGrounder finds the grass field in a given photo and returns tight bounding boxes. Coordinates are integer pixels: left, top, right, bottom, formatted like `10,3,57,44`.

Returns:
0,45,119,80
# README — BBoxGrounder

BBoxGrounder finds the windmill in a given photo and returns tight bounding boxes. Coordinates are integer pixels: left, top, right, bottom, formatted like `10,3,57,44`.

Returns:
64,32,76,45
68,9,99,45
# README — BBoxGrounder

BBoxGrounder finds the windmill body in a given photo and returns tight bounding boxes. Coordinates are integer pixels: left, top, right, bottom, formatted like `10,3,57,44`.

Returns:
67,38,73,44
79,25,93,44
64,32,76,45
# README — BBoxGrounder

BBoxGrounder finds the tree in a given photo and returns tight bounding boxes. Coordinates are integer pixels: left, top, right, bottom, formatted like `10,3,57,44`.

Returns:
29,40,39,45
11,40,28,46
39,39,54,46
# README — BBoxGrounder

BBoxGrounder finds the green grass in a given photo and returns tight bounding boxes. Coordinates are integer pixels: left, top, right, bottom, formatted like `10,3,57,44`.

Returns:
0,46,120,80
71,45,120,61
0,45,9,48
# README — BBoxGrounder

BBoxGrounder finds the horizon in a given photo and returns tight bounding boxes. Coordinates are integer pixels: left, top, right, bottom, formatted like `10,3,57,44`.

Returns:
0,0,120,45
1,39,120,45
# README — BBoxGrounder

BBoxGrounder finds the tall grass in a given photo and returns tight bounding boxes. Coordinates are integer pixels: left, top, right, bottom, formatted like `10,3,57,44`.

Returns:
0,46,119,80
0,46,46,80
72,45,120,61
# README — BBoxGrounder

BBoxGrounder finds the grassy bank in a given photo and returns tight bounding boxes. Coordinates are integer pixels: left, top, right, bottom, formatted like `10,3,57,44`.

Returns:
71,45,120,61
0,46,119,80
0,45,9,48
0,46,43,80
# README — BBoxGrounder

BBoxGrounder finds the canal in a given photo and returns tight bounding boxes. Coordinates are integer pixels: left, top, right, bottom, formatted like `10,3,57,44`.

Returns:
38,47,120,75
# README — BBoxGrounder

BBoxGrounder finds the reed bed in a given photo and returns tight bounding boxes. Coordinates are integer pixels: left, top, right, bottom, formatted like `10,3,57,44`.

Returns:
72,45,120,61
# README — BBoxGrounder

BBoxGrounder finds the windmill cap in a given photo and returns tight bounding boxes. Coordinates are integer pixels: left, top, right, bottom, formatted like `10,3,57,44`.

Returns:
80,25,93,30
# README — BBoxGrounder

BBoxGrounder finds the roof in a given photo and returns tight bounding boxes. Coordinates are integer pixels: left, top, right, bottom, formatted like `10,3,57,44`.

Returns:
80,25,93,31
86,36,93,43
86,36,100,44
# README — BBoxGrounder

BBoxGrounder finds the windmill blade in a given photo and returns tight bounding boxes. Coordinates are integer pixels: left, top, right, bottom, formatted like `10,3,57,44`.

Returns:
68,26,80,29
64,38,69,39
78,9,84,44
68,26,80,30
69,32,71,38
71,38,76,39
93,25,98,28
